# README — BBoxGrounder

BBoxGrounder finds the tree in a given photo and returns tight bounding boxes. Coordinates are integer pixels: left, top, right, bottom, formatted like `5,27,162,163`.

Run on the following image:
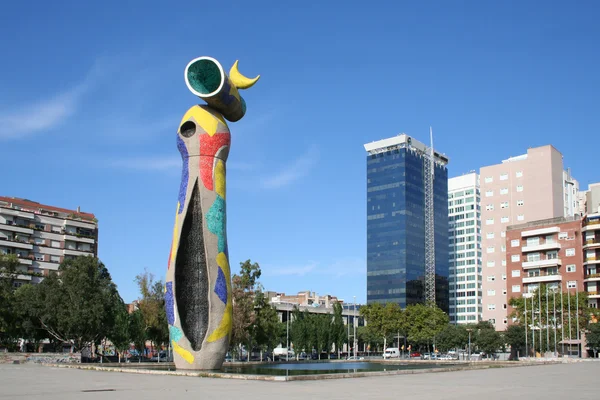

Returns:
436,324,468,352
290,308,310,357
0,255,20,348
252,291,282,357
134,269,168,351
404,303,449,349
360,303,403,350
475,325,503,356
505,325,526,360
332,303,346,357
129,309,146,360
108,301,131,363
230,260,261,359
586,323,600,358
16,256,123,351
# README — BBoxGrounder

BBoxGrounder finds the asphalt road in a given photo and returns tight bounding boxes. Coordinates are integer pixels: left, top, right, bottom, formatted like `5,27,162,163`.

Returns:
0,361,596,399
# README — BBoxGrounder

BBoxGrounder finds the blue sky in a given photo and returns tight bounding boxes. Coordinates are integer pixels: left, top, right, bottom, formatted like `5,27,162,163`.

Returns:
1,1,599,304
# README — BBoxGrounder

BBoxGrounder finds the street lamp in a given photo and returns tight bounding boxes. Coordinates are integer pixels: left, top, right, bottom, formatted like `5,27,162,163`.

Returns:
466,328,473,361
286,307,290,361
353,296,357,359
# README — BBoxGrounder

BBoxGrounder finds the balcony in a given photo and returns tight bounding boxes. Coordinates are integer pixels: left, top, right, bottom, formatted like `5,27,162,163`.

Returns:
522,258,562,269
63,248,94,257
521,226,560,238
585,273,600,282
522,242,561,253
0,238,33,250
584,238,600,250
0,208,35,219
588,291,600,299
63,234,95,244
584,255,600,265
583,220,600,232
522,273,562,284
0,222,33,235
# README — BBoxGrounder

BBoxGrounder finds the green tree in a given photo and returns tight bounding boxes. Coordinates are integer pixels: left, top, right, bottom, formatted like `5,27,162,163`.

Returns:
586,323,600,358
12,284,46,351
357,325,384,353
230,260,261,360
504,324,526,360
129,309,146,361
332,303,346,357
314,314,333,359
436,324,468,352
108,301,131,363
475,325,504,356
0,255,20,348
360,303,403,350
252,291,281,357
15,256,123,351
290,308,310,357
404,303,449,349
134,270,168,351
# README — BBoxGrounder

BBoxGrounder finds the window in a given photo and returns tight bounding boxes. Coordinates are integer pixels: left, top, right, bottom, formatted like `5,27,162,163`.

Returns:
527,252,541,262
511,239,520,247
516,171,523,178
567,281,577,289
503,304,507,310
487,261,495,267
512,285,521,293
511,269,521,277
516,185,523,192
501,231,506,238
517,214,524,221
501,216,509,223
502,274,507,280
51,240,60,248
486,204,494,211
501,201,509,209
502,289,507,295
527,237,540,246
500,188,508,195
487,304,496,310
500,173,508,181
502,259,507,266
487,246,495,253
485,176,493,183
486,232,495,239
487,275,496,282
487,290,496,296
50,255,60,263
566,248,575,257
558,232,568,240
517,200,524,206
566,264,576,273
511,254,520,262
34,254,43,261
501,245,506,252
485,190,494,197
486,218,494,225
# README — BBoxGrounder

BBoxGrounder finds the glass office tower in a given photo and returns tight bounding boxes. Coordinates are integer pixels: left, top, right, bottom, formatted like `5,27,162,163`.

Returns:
365,134,449,312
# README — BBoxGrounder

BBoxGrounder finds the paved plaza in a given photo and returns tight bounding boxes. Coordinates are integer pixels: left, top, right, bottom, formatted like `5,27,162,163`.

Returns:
0,362,597,399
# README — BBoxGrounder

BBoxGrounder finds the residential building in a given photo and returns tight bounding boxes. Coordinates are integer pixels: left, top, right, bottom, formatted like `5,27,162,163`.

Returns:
0,196,98,287
563,168,580,218
583,212,600,308
266,291,343,308
480,145,575,330
580,182,600,215
505,216,584,320
364,134,449,311
448,172,482,324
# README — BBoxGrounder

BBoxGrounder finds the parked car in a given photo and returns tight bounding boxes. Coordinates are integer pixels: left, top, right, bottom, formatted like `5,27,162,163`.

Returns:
383,348,400,359
410,352,422,359
347,355,365,360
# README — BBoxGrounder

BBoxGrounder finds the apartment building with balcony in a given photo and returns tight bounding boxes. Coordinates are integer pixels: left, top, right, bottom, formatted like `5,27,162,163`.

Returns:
583,213,600,308
505,216,584,319
480,145,576,330
448,172,482,324
0,197,98,287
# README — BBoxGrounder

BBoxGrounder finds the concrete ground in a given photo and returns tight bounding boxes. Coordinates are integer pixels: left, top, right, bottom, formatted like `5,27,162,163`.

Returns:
0,362,596,399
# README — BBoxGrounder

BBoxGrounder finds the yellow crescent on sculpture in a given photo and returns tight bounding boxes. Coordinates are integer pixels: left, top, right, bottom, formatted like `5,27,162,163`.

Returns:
229,60,260,89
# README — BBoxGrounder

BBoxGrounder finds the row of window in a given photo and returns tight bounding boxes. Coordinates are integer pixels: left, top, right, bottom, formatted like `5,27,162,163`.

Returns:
484,172,523,183
487,289,508,296
485,215,525,224
486,260,507,267
511,281,578,293
487,274,507,281
486,304,507,310
485,200,525,210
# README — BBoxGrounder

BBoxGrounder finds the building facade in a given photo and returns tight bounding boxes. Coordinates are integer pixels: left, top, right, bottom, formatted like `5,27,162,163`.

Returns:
364,134,449,311
448,173,482,324
583,212,600,308
0,197,98,286
480,145,572,330
505,216,584,320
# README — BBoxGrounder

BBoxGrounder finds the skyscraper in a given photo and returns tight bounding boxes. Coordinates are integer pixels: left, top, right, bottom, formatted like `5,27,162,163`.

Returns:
448,173,483,324
364,134,449,311
480,145,576,330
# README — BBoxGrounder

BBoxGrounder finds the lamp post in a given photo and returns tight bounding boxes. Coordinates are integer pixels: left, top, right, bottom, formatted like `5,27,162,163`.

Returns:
286,308,290,362
353,296,357,360
466,329,472,361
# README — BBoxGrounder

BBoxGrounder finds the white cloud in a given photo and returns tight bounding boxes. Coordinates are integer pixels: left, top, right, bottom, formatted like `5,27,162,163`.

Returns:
261,146,319,189
266,258,364,279
0,60,107,140
106,155,256,172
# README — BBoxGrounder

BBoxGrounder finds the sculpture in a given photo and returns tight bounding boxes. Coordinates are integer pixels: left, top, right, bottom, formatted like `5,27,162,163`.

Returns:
165,56,259,370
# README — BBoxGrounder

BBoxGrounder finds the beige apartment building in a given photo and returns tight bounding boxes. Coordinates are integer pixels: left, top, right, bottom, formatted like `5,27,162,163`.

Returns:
480,145,577,330
0,196,98,286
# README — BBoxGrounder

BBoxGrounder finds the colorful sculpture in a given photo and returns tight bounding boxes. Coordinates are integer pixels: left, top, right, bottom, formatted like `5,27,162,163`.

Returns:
165,56,259,370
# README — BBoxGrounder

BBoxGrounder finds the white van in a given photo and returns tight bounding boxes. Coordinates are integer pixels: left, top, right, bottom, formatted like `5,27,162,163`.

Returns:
383,347,400,359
